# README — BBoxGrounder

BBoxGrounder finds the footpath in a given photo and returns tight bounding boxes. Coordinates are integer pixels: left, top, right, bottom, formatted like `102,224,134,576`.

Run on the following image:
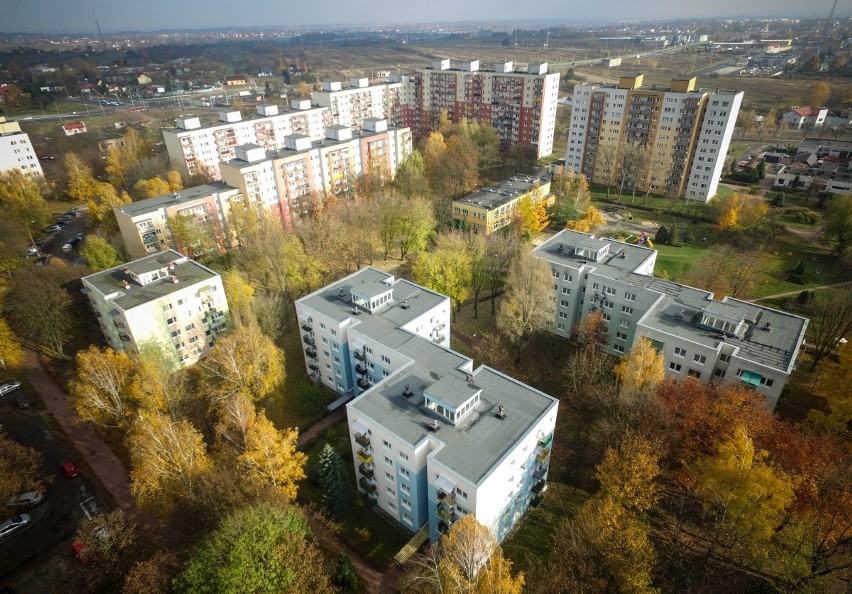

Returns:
22,350,137,515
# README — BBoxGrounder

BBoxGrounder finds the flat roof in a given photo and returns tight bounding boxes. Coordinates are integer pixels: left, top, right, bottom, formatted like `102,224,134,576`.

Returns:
114,182,235,217
534,230,656,274
163,105,328,134
299,268,557,486
83,249,219,311
454,174,547,212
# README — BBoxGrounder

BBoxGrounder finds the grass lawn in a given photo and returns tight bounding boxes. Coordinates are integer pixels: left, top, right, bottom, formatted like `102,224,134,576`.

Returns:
653,242,712,281
297,420,412,570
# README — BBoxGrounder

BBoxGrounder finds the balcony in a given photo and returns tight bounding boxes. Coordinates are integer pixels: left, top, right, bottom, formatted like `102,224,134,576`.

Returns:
358,477,377,493
308,364,319,372
437,489,456,507
357,378,371,390
301,323,313,332
539,433,553,449
356,448,373,465
358,463,374,479
437,507,455,522
364,490,378,505
355,364,368,376
533,465,548,481
305,347,317,358
303,335,315,346
536,448,551,464
354,350,366,361
354,432,371,448
532,480,548,495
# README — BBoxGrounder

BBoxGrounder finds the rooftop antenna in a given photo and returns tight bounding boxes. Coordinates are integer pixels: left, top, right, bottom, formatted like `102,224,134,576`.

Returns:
95,19,107,52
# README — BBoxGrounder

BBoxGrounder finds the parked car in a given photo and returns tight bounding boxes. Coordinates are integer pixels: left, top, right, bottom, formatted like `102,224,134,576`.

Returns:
71,541,95,563
25,246,39,257
0,381,21,396
0,514,31,540
7,491,43,508
61,243,73,254
45,224,62,234
35,256,48,266
60,461,81,479
75,233,84,241
13,393,30,410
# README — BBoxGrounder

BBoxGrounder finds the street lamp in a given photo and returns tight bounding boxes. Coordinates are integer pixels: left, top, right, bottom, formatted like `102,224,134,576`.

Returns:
25,220,40,257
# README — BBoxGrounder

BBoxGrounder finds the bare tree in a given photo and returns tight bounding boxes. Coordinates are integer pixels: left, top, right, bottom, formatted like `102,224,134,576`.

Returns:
804,288,852,371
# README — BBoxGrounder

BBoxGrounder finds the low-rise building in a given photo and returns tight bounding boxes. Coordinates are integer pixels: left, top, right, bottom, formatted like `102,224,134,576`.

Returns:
82,250,230,368
451,173,552,235
773,138,852,195
62,121,87,136
783,107,829,129
295,268,558,542
534,230,808,408
0,117,43,177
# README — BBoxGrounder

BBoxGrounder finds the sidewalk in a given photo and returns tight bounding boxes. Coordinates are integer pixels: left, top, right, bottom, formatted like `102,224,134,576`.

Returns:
21,350,137,515
746,280,852,303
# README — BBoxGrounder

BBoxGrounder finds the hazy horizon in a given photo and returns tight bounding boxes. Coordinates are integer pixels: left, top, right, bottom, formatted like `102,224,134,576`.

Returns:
2,0,848,36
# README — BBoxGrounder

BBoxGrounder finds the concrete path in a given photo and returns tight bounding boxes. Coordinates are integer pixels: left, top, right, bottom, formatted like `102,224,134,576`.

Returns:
22,350,137,515
746,280,852,303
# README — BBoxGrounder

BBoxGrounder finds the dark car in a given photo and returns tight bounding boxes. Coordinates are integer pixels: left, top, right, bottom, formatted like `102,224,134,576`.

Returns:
13,393,30,410
60,461,81,479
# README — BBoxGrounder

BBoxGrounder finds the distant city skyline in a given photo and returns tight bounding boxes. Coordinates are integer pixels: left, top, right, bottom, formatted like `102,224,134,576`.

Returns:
2,0,848,35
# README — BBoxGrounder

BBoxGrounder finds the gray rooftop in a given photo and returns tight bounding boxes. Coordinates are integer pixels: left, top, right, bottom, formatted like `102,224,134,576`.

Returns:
454,174,546,212
83,249,219,311
114,182,235,218
535,230,656,274
299,268,557,486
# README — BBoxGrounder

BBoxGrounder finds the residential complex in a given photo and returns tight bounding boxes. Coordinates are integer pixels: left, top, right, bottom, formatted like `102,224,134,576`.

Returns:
163,102,333,180
534,230,808,408
82,250,230,369
313,59,560,159
452,172,552,234
0,117,43,177
565,75,744,202
119,120,411,257
773,138,852,195
295,268,558,542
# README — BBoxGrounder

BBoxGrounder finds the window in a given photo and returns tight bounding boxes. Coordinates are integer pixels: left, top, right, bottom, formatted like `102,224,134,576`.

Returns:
560,299,570,307
719,353,731,363
381,355,391,364
559,312,568,319
616,331,628,341
760,377,774,387
400,467,410,479
625,292,636,301
622,306,634,315
399,452,409,461
614,344,625,353
383,440,391,449
688,369,701,379
562,287,571,295
693,354,707,364
674,347,687,357
384,456,393,467
167,316,177,325
714,368,725,378
669,362,682,372
402,513,413,524
619,320,630,329
400,483,411,495
385,471,394,482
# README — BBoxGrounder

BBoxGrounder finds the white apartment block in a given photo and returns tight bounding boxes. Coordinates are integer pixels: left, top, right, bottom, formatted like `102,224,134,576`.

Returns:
534,230,808,408
114,182,240,259
296,268,557,543
82,250,230,369
0,117,43,177
312,78,404,129
566,75,743,202
163,102,333,181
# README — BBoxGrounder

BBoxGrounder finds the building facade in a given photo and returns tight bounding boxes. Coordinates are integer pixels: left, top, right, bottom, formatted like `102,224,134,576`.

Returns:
163,102,333,181
295,268,558,543
534,230,808,408
452,173,552,235
566,75,743,202
82,250,230,369
0,117,43,177
114,183,239,259
783,107,828,130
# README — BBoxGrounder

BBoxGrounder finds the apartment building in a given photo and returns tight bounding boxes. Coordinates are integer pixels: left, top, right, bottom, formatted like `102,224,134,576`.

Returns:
312,78,404,129
534,230,808,408
219,120,412,228
408,60,559,159
0,117,43,177
452,172,552,235
295,268,558,542
114,182,240,259
163,102,333,181
566,75,743,202
82,250,230,369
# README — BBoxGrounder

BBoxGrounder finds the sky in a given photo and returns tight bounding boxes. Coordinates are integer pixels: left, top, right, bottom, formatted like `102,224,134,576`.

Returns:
2,0,847,34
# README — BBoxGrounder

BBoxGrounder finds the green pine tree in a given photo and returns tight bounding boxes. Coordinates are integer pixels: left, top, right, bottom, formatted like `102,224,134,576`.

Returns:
318,443,352,519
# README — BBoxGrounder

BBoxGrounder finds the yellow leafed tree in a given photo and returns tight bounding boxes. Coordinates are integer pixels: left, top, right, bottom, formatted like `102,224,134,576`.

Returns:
238,411,306,502
596,432,661,513
0,317,24,370
167,170,184,192
613,336,665,403
566,206,605,233
69,346,140,428
515,190,549,240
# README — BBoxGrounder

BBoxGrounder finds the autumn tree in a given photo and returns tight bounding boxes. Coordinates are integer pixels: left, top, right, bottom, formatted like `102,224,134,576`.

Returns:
122,551,182,594
618,142,648,201
614,336,665,405
318,443,352,519
134,341,184,417
198,323,284,404
801,287,852,371
548,167,592,227
515,188,550,240
406,515,524,594
167,213,218,257
394,151,429,197
69,346,140,428
484,231,520,316
0,431,44,509
680,244,761,298
0,318,23,370
221,269,257,329
805,82,831,108
79,235,120,271
129,410,211,512
372,191,435,259
497,249,555,363
810,343,852,433
412,231,472,313
6,264,77,357
595,143,618,198
73,509,140,590
133,176,171,200
174,503,334,594
565,206,605,233
597,432,662,514
822,193,852,255
238,411,306,502
691,426,795,562
0,169,50,227
711,192,768,233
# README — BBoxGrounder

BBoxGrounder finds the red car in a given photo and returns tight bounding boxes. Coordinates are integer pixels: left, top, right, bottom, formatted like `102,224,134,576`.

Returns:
60,461,81,479
71,541,94,563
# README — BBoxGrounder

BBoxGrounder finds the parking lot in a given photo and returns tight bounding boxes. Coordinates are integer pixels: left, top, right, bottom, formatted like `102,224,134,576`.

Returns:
0,386,101,582
27,206,87,266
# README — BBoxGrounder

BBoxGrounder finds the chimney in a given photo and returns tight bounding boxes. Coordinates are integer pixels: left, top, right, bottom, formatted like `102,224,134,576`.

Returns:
168,261,175,271
495,405,507,420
